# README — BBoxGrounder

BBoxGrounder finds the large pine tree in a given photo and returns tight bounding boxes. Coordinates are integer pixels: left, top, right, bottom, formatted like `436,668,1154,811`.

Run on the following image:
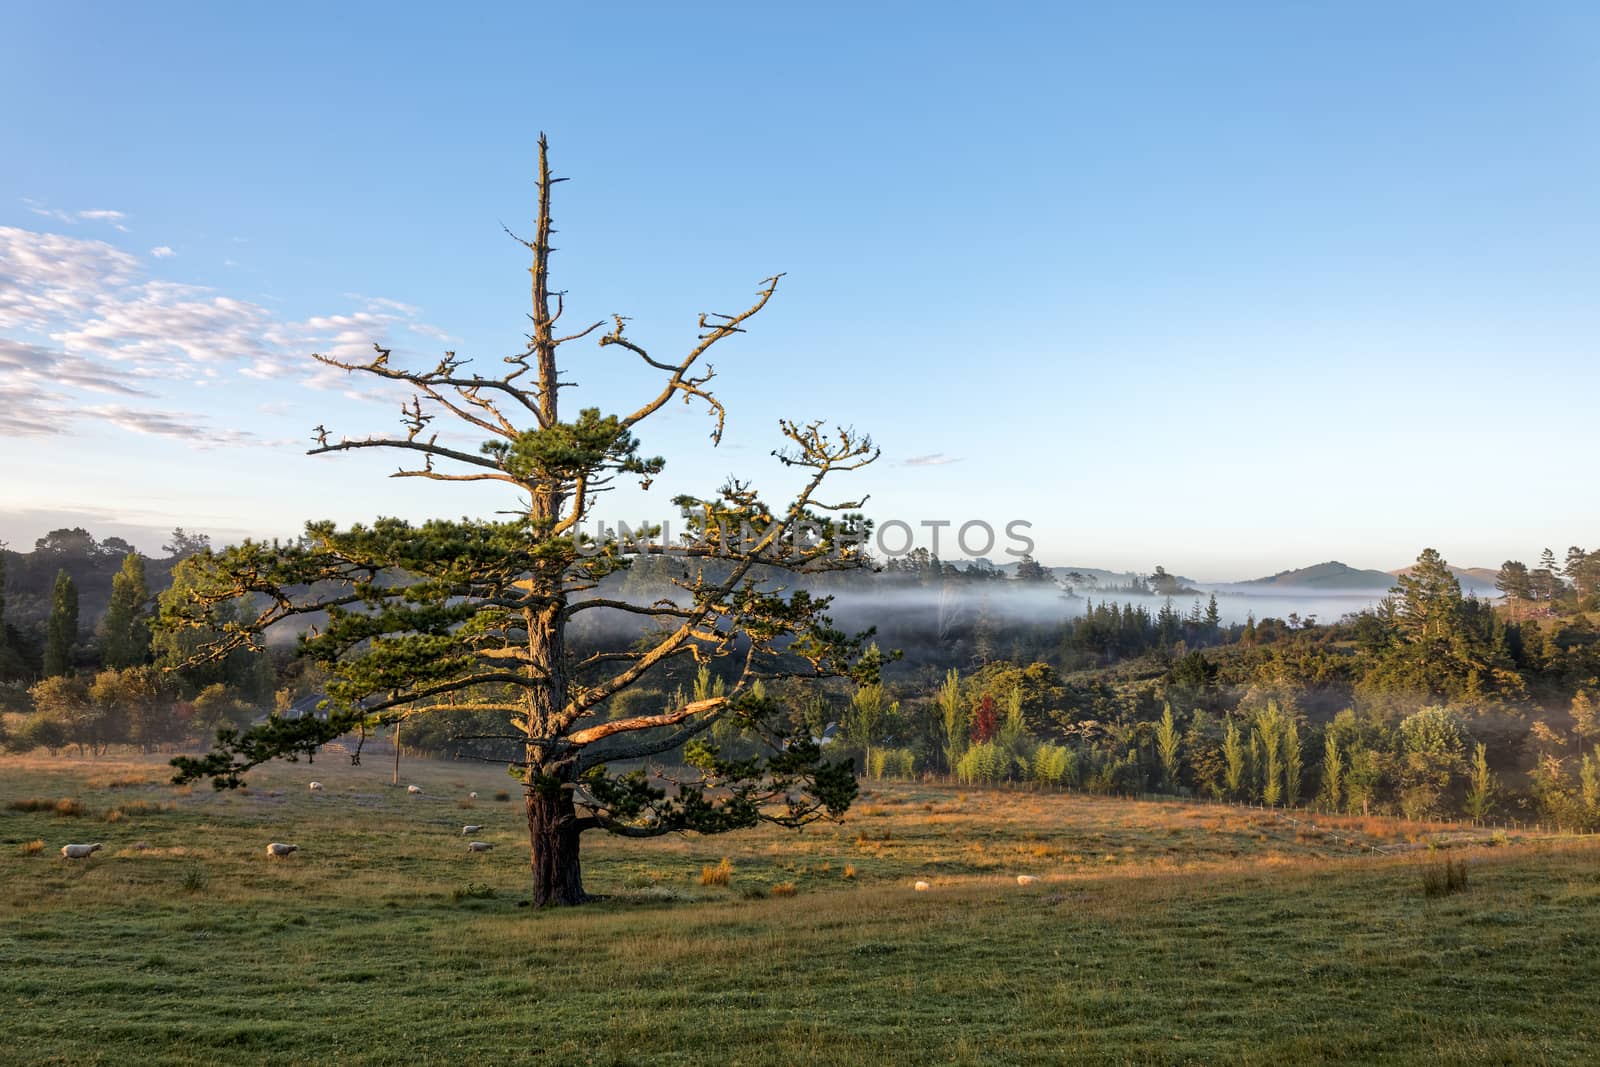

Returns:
162,138,878,906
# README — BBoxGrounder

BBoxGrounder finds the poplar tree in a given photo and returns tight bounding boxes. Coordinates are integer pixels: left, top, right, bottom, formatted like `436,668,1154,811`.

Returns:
938,669,966,774
43,569,78,678
1463,742,1496,820
1318,732,1343,813
1155,703,1181,792
1281,716,1302,808
1223,715,1246,799
161,138,878,905
100,552,151,669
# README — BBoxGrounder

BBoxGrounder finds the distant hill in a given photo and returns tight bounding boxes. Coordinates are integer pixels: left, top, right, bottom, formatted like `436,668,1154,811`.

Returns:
1234,561,1396,591
1388,563,1499,595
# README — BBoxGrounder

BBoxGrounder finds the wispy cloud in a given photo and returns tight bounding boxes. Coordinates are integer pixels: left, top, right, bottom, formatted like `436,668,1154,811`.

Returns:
0,224,449,445
904,453,962,467
0,337,156,397
22,200,131,231
82,403,259,448
150,245,175,258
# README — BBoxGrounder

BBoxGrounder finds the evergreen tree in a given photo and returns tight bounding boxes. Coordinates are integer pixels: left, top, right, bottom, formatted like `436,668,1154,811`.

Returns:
161,140,874,906
1344,745,1379,816
99,552,151,669
1013,554,1051,583
1495,560,1533,619
1397,705,1465,819
42,569,78,677
1565,546,1589,602
1393,548,1462,642
1532,548,1563,609
1204,593,1221,630
1182,710,1225,797
163,528,212,559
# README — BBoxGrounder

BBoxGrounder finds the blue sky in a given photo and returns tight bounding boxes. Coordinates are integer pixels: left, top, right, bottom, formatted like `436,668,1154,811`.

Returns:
2,2,1597,578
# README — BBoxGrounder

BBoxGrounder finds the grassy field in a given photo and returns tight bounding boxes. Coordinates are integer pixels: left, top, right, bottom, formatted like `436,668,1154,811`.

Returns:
3,752,1599,1065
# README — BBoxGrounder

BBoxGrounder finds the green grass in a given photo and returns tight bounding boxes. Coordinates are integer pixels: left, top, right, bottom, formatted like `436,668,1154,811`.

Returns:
2,753,1598,1065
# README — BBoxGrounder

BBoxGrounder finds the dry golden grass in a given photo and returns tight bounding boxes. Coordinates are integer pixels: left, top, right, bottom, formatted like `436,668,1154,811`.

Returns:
700,856,734,886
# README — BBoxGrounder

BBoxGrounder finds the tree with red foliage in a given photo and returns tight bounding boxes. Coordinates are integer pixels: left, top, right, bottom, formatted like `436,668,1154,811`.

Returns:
972,693,999,743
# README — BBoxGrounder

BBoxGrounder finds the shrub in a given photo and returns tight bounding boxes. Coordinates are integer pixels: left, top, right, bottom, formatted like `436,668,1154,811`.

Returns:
770,882,798,897
842,864,856,880
493,791,511,802
869,747,918,780
1420,857,1469,899
9,797,91,816
452,881,495,902
956,741,1026,784
19,839,44,856
700,857,734,887
1032,744,1075,786
181,862,209,895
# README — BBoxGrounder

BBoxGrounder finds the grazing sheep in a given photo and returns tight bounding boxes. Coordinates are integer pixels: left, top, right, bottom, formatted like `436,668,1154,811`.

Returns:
407,785,423,795
60,843,103,859
1016,875,1038,886
469,791,478,799
308,781,324,791
265,842,298,859
466,841,493,853
913,880,930,892
461,825,482,835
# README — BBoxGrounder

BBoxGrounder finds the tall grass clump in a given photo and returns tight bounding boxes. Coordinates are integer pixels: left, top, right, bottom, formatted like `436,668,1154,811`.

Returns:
181,862,210,895
700,857,734,887
1420,857,1469,898
9,797,87,816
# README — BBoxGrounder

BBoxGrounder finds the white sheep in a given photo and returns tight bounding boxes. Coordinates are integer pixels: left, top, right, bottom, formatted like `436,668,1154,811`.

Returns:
1016,875,1038,886
60,843,103,859
466,841,493,853
265,842,298,859
461,824,482,835
913,880,930,892
407,784,423,795
469,791,478,799
308,781,324,791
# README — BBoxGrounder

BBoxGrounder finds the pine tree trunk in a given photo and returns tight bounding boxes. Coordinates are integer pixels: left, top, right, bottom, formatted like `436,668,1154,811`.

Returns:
526,780,585,906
